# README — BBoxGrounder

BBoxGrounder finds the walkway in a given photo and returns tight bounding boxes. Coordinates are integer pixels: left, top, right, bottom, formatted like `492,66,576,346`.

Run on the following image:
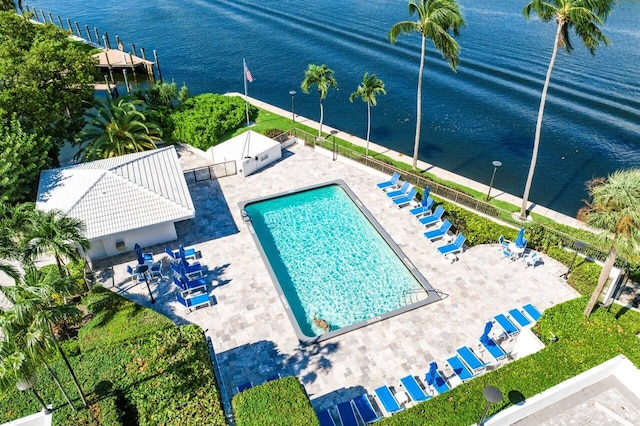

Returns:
94,143,579,412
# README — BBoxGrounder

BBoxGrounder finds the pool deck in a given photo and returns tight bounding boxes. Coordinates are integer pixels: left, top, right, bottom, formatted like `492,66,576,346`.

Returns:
94,142,580,413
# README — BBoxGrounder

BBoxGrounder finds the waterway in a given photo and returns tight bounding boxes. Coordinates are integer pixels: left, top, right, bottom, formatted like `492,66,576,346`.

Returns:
31,0,640,216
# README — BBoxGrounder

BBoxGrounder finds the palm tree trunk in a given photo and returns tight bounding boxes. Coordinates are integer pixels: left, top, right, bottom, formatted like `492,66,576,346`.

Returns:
57,344,87,407
584,244,617,317
520,22,562,220
44,362,75,411
55,255,65,278
366,101,371,156
319,97,324,138
413,35,427,171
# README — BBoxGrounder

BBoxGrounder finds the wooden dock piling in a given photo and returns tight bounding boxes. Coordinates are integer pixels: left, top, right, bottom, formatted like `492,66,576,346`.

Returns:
66,18,72,32
85,25,92,43
74,21,81,38
94,27,100,46
153,50,162,83
57,15,63,28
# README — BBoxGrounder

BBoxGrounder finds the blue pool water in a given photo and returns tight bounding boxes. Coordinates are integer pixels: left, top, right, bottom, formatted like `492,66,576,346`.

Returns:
243,183,434,340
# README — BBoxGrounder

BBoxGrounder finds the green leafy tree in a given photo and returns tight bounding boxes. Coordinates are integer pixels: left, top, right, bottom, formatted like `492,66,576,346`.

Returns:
0,115,52,204
0,13,95,162
580,169,640,317
75,97,161,162
388,0,465,171
349,73,387,156
301,64,337,138
1,266,86,407
520,0,614,220
170,94,256,150
23,209,90,278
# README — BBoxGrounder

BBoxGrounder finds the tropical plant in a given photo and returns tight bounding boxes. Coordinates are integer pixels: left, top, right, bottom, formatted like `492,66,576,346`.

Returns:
75,97,162,162
1,266,86,407
520,0,614,219
22,209,90,279
580,169,640,317
349,73,387,156
388,0,464,171
301,64,337,138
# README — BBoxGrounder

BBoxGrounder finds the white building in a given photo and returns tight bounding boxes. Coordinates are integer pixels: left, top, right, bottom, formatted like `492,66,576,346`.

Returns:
36,147,195,260
207,130,282,177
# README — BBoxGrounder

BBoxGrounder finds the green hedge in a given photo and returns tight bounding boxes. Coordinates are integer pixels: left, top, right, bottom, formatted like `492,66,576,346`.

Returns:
379,297,640,425
232,376,319,426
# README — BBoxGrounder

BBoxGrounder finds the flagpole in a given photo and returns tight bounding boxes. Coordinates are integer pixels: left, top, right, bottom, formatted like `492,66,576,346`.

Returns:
243,58,250,126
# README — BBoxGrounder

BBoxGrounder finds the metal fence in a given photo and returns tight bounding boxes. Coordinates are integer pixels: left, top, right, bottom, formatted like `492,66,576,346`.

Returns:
282,128,623,267
183,161,237,183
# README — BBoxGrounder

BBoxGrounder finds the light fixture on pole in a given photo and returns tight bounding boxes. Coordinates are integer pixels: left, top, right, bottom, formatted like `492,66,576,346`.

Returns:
17,376,51,414
135,263,155,304
479,385,502,426
330,130,338,161
289,90,296,124
486,160,502,201
560,240,586,279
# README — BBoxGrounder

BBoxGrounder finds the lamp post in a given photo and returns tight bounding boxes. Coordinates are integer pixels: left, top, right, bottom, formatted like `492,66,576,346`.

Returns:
479,385,503,425
135,264,155,304
486,160,502,201
560,240,586,279
330,130,338,161
17,376,51,414
289,90,296,124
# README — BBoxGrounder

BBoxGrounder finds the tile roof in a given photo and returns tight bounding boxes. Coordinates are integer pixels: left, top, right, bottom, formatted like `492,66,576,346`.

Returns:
36,147,195,239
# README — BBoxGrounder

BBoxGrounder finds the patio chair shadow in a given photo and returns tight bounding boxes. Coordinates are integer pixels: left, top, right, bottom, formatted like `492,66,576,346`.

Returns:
309,385,368,412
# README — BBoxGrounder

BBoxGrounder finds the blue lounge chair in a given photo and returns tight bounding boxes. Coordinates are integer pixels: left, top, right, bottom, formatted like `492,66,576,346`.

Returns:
522,303,542,321
400,375,432,403
337,401,359,426
316,408,337,426
392,187,418,207
447,355,474,382
480,336,508,362
418,205,445,227
409,196,434,217
494,314,520,339
374,385,404,415
437,234,466,257
424,219,452,242
508,308,532,328
176,291,211,313
352,394,382,424
377,172,401,190
385,181,411,199
165,246,177,259
455,346,487,374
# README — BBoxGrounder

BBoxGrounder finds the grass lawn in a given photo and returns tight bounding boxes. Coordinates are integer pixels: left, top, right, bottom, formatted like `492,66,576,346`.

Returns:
0,286,226,425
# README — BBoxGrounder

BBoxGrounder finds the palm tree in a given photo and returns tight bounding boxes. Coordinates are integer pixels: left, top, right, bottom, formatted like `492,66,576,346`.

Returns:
23,209,90,278
301,64,338,138
580,169,640,317
388,0,464,171
2,267,87,406
349,73,387,156
76,97,162,162
520,0,614,220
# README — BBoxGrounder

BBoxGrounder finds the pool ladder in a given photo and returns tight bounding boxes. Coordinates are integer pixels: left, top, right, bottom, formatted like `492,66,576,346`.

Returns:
241,209,252,223
401,289,427,305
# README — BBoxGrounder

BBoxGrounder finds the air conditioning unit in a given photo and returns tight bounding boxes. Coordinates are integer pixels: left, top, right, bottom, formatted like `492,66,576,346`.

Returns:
115,241,125,250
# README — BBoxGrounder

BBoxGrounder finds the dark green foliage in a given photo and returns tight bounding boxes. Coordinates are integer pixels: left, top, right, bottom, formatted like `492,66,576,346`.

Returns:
0,115,52,203
379,297,640,425
262,128,284,139
170,94,257,150
440,200,517,246
0,287,225,425
233,376,319,426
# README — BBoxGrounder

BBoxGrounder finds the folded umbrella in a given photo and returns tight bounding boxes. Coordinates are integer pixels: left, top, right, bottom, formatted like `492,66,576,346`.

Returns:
514,227,526,248
134,243,144,265
480,321,493,345
425,361,438,386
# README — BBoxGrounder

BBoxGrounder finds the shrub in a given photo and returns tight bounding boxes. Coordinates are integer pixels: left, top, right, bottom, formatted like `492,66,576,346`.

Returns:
262,128,283,139
232,376,319,426
170,94,257,150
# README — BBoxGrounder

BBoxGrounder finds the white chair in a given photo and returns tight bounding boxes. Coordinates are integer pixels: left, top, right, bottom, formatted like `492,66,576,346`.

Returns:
523,252,542,268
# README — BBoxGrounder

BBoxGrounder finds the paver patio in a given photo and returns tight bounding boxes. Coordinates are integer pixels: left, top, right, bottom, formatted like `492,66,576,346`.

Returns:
93,142,579,412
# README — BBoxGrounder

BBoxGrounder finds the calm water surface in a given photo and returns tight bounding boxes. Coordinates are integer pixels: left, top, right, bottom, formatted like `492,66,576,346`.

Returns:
32,0,640,216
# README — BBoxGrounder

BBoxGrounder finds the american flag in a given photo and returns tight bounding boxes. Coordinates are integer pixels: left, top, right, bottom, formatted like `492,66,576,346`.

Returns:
245,67,254,83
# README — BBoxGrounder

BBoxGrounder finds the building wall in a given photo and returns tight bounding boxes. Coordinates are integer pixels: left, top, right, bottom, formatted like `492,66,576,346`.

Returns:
238,144,282,177
88,222,178,259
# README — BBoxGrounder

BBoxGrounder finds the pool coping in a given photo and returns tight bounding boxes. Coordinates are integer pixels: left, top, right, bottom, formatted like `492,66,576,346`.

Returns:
238,179,441,345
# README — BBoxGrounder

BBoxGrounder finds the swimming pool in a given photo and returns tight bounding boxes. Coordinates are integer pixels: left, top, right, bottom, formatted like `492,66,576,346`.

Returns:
240,180,440,343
